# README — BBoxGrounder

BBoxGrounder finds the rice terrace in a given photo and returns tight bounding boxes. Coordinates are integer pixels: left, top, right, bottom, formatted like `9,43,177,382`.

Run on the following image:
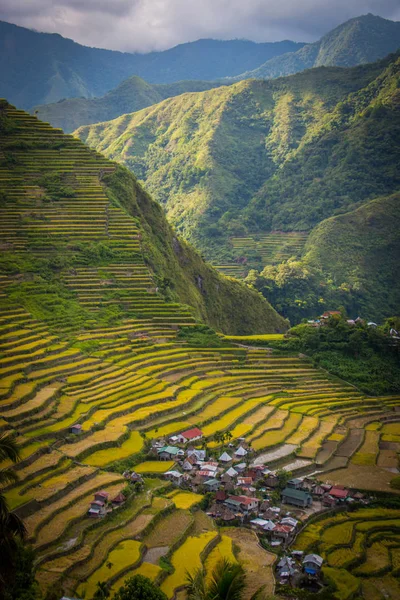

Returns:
0,8,400,600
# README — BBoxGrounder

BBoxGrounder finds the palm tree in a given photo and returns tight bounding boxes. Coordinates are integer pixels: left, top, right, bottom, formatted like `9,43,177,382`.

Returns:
0,432,26,591
93,580,111,599
186,558,247,600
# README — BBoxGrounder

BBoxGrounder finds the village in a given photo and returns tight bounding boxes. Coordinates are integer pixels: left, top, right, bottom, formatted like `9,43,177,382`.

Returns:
85,425,371,591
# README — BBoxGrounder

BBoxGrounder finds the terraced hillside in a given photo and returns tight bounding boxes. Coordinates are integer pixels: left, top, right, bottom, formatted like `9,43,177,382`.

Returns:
294,507,400,600
215,233,308,278
1,101,400,599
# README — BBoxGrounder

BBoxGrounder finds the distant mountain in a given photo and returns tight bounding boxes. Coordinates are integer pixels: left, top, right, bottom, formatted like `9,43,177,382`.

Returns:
75,52,400,320
234,14,400,80
34,77,225,133
0,20,303,109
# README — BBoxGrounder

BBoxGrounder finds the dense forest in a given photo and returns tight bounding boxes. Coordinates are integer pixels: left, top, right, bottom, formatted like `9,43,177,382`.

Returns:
269,315,400,396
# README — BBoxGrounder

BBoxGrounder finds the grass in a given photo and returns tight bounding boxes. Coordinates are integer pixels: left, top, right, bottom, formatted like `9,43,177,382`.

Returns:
77,539,142,598
167,492,203,510
204,535,236,580
327,533,364,567
224,528,275,599
223,334,285,343
161,531,217,599
322,567,360,600
251,412,302,451
354,542,390,575
144,510,193,548
82,431,144,466
322,521,355,546
134,461,175,474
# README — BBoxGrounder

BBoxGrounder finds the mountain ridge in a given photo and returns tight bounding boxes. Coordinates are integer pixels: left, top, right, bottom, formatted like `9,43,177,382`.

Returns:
0,20,303,109
0,99,287,334
75,51,400,320
33,76,227,133
233,14,400,80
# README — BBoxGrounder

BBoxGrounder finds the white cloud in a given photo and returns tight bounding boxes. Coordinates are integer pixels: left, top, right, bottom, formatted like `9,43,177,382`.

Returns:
0,0,399,52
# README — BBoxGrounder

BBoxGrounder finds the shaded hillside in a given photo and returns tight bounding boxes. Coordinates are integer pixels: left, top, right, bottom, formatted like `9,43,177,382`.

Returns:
76,54,397,247
303,194,400,321
0,20,303,109
0,100,286,334
75,52,400,320
246,53,400,231
34,77,225,133
235,14,400,80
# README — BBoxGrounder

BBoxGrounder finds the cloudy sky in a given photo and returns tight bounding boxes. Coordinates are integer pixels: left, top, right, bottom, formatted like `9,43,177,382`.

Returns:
1,0,399,52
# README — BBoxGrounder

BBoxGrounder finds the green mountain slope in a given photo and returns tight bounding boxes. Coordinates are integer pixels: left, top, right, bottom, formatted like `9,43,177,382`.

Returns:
246,52,400,231
34,77,225,133
303,193,400,320
0,20,303,109
0,100,287,334
235,14,400,80
76,54,396,246
75,52,400,320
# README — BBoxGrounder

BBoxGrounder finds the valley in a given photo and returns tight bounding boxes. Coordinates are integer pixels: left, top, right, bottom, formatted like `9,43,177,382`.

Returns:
0,9,400,600
75,51,400,322
0,101,399,600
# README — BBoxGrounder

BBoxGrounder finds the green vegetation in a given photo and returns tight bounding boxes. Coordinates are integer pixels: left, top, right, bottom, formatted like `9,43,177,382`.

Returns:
294,506,400,600
76,50,400,321
270,316,400,395
103,165,287,334
0,434,40,600
177,325,225,347
35,77,224,133
113,575,167,600
0,100,286,335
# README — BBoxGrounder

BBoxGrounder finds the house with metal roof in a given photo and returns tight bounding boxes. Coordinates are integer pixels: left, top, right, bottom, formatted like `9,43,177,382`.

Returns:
281,487,312,507
302,554,323,575
204,478,220,492
157,446,183,460
219,452,232,463
177,427,203,443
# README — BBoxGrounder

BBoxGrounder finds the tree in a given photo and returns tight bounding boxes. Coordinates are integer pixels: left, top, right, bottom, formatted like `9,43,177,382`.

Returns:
276,469,292,490
93,581,110,600
113,575,168,600
224,431,233,443
186,558,247,600
0,432,27,595
3,542,41,600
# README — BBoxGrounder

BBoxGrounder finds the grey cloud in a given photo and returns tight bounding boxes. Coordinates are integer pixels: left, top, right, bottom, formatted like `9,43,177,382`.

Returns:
0,0,399,52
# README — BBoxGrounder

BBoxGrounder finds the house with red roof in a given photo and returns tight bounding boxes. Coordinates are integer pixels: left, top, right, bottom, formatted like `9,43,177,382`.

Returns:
272,524,293,540
177,427,203,443
329,485,349,500
237,477,253,489
215,490,227,503
321,310,341,321
225,495,259,513
94,491,109,503
112,493,126,507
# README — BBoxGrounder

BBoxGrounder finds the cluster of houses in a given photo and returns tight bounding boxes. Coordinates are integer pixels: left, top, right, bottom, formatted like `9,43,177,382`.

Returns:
276,551,324,586
87,490,126,518
307,310,384,330
150,427,368,552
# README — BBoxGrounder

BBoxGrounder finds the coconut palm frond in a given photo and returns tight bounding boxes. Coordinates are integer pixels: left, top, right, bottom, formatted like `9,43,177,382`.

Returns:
186,566,208,600
207,558,246,600
0,433,21,464
0,467,19,488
